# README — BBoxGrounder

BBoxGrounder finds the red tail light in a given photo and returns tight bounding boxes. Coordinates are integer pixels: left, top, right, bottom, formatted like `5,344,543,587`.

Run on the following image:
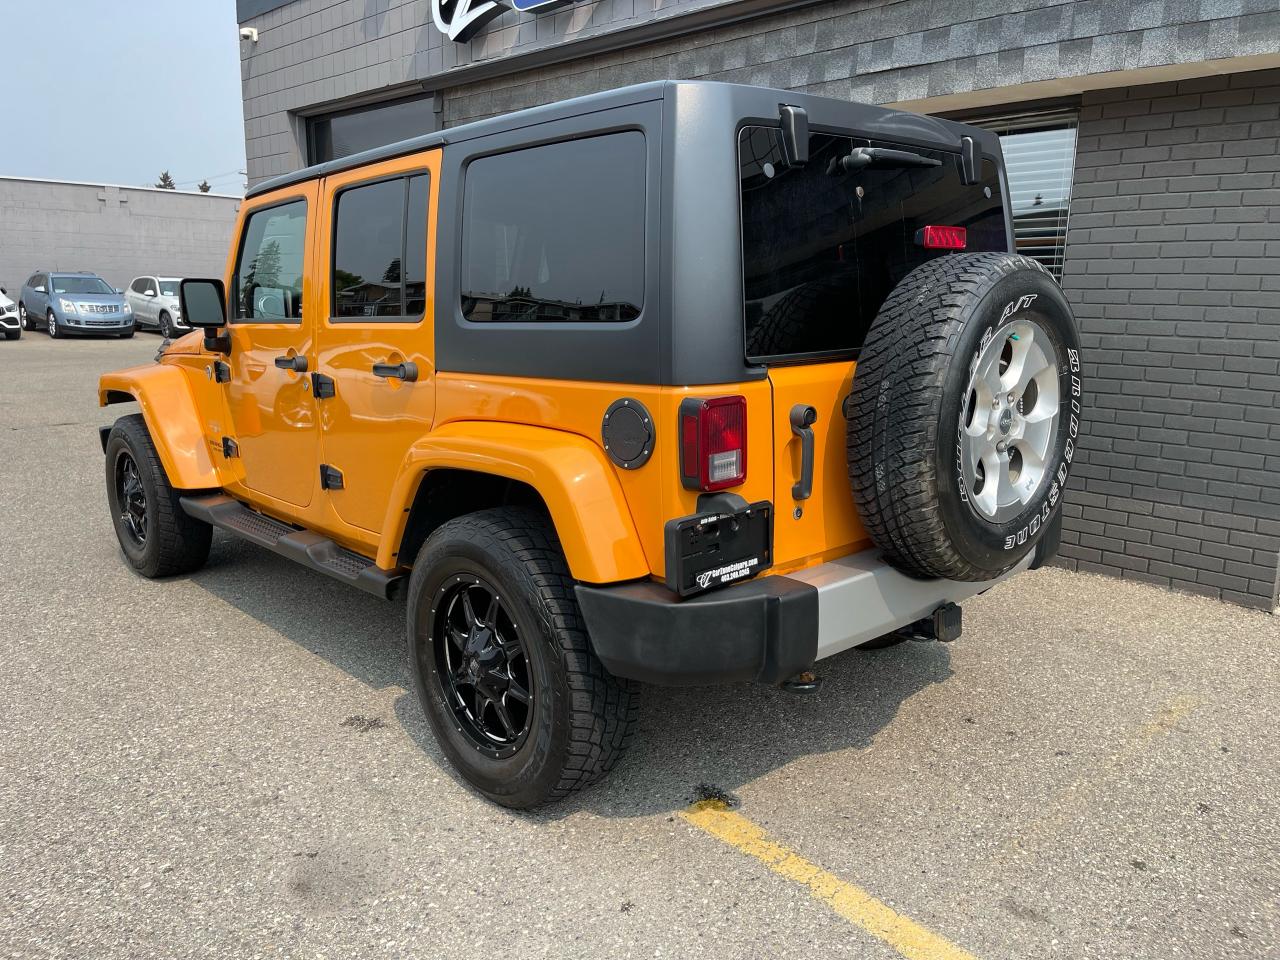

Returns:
679,396,747,492
916,225,967,250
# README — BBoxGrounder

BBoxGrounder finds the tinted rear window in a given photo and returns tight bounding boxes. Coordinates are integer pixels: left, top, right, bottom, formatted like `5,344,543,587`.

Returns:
461,132,646,324
739,127,1006,361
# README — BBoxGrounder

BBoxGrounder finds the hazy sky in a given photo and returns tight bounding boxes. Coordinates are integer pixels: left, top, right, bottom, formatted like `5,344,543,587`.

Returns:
2,0,247,195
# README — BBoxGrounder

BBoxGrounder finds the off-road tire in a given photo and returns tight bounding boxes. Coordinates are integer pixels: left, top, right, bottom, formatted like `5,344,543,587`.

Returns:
846,253,1082,582
407,507,640,808
104,414,212,578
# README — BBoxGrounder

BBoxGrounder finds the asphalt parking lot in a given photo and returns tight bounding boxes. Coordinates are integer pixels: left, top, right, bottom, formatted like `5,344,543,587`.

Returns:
1,333,1277,960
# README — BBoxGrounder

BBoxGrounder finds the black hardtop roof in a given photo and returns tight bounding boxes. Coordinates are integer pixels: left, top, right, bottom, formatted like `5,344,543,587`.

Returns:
247,80,999,201
246,80,670,200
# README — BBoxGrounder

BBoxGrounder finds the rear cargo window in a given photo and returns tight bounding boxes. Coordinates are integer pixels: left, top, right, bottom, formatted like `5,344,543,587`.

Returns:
739,126,1006,362
461,132,645,324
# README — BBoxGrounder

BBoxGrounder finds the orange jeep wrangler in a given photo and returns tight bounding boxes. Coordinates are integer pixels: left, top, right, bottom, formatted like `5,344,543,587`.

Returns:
99,82,1082,808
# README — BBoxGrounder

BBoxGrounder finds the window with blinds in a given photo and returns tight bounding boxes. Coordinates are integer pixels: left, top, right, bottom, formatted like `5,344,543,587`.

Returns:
972,111,1079,280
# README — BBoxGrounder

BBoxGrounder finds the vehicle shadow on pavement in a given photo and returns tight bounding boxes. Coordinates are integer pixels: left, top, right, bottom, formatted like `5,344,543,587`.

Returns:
191,537,952,819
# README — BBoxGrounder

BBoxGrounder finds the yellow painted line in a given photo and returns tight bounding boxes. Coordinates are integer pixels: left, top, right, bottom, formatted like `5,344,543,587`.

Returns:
681,800,980,960
1009,693,1201,855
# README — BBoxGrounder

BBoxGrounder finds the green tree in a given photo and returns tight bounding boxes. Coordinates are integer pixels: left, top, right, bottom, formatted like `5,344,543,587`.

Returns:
247,240,281,291
155,171,176,190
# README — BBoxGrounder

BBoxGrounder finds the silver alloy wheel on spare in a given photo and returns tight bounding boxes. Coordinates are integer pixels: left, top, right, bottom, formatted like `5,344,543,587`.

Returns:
959,317,1061,524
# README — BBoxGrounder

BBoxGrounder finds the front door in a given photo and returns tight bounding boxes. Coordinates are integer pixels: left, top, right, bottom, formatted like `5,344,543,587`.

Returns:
313,154,440,535
223,186,321,508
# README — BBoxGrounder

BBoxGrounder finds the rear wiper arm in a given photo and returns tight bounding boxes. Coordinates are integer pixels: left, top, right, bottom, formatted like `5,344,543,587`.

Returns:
829,147,942,174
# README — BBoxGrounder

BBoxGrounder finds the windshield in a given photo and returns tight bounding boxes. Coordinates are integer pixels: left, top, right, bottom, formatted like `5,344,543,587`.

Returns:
159,280,181,297
51,276,114,295
739,127,1007,361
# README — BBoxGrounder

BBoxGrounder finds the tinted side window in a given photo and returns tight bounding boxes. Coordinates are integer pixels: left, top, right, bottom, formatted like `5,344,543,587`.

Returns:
232,199,308,322
461,132,645,323
331,173,428,322
131,278,148,294
739,127,1006,361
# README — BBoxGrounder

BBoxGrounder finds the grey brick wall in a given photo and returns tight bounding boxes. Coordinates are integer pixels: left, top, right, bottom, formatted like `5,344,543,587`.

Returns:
1056,69,1280,611
240,0,1280,182
0,179,241,302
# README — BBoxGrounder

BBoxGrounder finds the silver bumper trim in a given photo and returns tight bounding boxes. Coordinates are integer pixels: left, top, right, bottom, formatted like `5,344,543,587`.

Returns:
786,551,1032,661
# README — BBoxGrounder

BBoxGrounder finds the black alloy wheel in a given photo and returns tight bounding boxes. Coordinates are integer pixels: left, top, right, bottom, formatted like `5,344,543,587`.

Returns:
431,575,533,756
116,451,148,547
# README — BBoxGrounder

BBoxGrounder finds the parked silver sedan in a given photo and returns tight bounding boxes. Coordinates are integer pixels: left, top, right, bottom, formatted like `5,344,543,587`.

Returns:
125,276,187,338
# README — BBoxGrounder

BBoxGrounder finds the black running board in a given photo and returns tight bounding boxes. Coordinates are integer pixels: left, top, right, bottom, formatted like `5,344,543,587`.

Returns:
180,494,404,600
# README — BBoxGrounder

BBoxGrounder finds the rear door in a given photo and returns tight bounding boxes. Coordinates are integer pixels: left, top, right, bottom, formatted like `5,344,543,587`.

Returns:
313,153,439,535
28,275,49,318
737,126,1009,569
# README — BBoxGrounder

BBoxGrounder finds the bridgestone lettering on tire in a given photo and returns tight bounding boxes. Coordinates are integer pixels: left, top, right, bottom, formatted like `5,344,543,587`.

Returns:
846,253,1083,582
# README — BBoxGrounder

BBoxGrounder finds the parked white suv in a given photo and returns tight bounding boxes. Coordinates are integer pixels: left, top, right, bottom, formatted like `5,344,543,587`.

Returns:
0,287,19,340
125,277,186,338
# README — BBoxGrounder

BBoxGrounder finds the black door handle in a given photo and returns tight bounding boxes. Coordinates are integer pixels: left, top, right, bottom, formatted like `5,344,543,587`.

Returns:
790,404,818,501
372,361,418,382
274,354,308,372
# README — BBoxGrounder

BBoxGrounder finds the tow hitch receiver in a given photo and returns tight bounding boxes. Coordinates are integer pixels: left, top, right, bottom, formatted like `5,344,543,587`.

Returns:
907,602,963,643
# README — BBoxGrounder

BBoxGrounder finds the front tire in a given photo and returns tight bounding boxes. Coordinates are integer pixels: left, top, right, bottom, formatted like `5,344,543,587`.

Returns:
407,507,639,809
159,312,173,339
18,304,29,329
3,327,17,341
46,310,58,338
104,414,212,578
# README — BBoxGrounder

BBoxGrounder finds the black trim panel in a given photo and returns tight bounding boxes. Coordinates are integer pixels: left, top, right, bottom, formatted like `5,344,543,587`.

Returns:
181,494,404,599
575,573,817,686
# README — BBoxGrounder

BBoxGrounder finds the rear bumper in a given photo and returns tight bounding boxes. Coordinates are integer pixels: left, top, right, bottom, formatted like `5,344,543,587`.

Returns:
577,532,1053,686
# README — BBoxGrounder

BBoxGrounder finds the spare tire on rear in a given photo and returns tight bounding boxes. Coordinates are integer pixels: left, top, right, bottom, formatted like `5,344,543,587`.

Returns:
846,253,1083,582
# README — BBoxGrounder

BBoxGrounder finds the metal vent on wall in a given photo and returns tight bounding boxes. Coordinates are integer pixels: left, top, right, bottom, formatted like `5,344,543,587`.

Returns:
971,110,1079,280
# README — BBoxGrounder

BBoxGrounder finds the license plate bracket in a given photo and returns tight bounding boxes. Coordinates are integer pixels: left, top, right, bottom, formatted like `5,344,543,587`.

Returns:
664,501,772,597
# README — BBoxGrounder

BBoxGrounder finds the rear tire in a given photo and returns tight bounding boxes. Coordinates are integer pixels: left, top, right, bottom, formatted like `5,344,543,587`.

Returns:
104,414,212,578
406,507,640,808
846,253,1082,582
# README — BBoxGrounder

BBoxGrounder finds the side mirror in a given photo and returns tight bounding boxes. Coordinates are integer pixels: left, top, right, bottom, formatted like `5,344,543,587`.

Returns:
144,289,156,297
115,288,124,295
35,285,46,294
0,287,7,295
179,278,231,353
